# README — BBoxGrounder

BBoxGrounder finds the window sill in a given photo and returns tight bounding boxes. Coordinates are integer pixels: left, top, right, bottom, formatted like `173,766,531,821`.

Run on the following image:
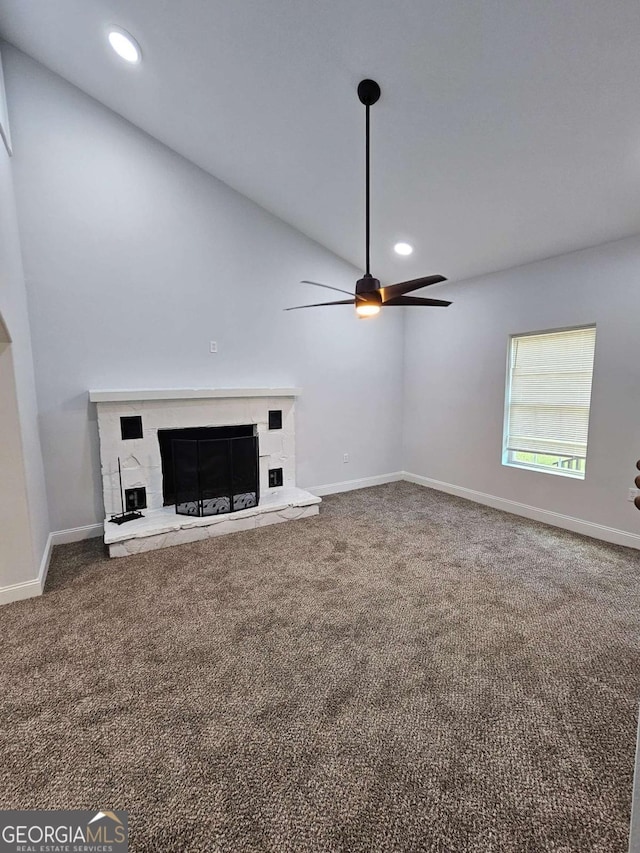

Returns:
502,460,585,480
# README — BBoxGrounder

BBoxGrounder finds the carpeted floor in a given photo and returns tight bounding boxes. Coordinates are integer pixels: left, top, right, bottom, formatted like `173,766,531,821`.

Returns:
1,482,639,852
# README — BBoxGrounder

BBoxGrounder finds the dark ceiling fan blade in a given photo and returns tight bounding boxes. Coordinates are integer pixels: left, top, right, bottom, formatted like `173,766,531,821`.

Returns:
301,281,364,301
383,295,452,307
285,299,355,311
301,280,354,297
380,275,447,302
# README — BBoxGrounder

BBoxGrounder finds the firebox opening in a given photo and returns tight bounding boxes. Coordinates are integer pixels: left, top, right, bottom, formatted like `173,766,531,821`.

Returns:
158,425,258,515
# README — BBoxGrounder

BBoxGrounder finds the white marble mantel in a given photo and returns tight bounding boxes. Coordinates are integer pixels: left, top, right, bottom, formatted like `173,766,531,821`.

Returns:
89,387,301,403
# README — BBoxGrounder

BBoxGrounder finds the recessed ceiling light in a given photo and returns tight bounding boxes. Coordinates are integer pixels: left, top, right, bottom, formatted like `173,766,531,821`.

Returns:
394,242,413,256
108,28,141,64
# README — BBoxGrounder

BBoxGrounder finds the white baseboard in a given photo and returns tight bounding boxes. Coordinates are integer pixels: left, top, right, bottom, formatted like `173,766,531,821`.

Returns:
0,576,42,606
0,523,102,607
50,522,102,546
402,471,640,550
0,532,53,607
306,471,403,497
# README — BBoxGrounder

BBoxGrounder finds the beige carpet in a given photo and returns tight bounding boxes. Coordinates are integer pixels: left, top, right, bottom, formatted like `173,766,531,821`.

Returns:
1,482,639,852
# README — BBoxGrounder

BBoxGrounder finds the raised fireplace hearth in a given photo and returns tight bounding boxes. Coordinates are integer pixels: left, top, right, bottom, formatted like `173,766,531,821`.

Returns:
89,388,320,557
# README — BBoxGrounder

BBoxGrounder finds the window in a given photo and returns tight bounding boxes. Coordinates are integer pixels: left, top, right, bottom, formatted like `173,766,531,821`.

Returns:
503,326,596,479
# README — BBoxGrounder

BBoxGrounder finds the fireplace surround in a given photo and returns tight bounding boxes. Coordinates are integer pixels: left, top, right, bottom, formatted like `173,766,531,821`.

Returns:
89,388,321,556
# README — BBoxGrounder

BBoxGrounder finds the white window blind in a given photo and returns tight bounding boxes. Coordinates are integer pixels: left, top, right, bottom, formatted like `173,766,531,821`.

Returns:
505,326,596,459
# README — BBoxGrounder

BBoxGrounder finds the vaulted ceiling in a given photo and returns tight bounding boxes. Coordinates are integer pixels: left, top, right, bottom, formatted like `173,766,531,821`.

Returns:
1,0,639,283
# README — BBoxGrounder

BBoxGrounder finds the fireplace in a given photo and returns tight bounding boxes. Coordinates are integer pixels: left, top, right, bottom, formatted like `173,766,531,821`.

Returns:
90,388,321,557
158,425,259,517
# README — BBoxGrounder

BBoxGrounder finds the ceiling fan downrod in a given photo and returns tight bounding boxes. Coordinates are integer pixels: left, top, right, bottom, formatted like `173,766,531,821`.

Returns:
357,79,381,279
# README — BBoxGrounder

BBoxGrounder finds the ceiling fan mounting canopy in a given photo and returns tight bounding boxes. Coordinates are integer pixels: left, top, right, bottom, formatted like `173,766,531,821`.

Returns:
357,79,381,106
286,79,451,316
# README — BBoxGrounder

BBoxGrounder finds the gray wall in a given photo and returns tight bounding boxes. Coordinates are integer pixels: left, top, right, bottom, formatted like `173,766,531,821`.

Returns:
403,235,640,536
4,47,404,532
0,45,50,584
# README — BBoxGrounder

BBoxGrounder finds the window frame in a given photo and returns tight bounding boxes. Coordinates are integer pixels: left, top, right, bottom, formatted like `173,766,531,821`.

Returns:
501,324,596,480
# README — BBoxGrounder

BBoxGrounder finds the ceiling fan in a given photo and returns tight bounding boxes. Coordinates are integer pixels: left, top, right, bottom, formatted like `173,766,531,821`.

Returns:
286,79,451,317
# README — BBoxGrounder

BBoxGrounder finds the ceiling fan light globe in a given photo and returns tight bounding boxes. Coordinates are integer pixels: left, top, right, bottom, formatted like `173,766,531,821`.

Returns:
355,289,382,317
356,303,381,317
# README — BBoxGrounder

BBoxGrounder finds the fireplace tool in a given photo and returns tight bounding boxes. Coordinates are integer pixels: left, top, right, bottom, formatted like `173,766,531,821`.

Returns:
109,457,144,525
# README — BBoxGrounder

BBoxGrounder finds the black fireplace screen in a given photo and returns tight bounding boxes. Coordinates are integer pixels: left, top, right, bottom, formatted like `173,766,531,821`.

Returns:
158,426,259,517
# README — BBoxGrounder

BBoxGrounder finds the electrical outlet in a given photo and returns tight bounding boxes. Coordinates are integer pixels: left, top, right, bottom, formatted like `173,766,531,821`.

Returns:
628,488,640,502
209,341,217,353
343,452,349,464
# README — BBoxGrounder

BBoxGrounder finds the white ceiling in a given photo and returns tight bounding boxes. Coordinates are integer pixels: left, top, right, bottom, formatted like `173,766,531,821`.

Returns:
1,0,639,284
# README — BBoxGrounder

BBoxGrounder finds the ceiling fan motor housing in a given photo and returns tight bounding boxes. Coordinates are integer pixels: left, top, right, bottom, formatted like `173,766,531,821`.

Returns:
356,274,381,295
355,279,382,312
